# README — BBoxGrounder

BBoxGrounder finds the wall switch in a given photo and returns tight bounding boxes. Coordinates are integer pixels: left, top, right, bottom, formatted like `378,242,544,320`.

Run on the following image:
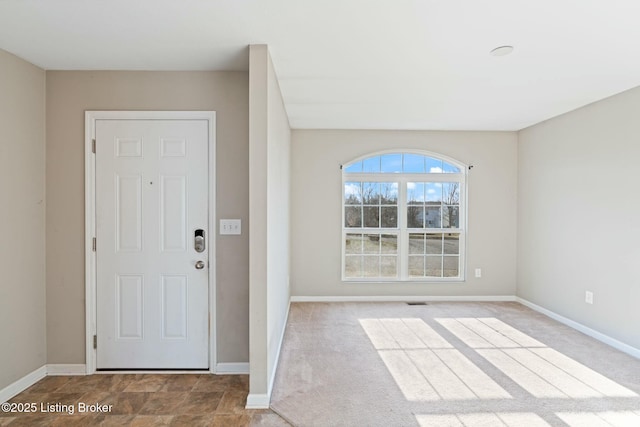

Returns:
585,291,594,304
220,219,241,235
475,268,482,278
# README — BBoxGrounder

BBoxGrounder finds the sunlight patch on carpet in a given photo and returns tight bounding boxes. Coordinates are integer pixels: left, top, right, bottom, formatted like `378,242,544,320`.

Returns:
360,317,510,401
416,412,551,427
557,410,640,426
437,317,638,399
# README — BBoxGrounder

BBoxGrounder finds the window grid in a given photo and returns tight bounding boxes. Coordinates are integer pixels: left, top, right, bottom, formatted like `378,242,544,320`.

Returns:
345,232,399,279
342,152,466,281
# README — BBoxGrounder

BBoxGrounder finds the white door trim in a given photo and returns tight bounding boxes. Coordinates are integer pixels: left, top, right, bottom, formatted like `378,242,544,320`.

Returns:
85,111,217,374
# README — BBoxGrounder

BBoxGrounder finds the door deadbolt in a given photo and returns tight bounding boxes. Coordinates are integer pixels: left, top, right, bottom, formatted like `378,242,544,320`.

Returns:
195,260,205,269
194,229,205,253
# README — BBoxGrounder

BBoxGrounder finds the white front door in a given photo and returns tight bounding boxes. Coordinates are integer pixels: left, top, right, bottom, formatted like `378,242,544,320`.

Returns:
95,119,209,369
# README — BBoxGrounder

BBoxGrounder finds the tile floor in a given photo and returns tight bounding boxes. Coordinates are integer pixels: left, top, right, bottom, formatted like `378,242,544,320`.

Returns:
0,374,290,426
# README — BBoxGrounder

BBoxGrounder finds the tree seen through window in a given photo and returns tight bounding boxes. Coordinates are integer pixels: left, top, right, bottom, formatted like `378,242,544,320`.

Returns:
342,152,466,280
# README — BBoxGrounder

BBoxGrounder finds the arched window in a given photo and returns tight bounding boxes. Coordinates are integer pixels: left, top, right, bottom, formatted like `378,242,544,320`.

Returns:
342,151,466,281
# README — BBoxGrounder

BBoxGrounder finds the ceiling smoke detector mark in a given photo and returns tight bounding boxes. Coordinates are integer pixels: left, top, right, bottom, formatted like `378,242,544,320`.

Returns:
490,45,514,57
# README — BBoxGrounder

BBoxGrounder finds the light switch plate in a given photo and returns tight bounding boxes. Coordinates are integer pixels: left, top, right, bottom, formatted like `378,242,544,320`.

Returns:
220,219,241,235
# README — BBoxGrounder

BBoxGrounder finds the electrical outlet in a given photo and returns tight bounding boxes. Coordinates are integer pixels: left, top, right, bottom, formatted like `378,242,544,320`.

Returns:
585,291,594,305
475,268,482,278
220,219,241,235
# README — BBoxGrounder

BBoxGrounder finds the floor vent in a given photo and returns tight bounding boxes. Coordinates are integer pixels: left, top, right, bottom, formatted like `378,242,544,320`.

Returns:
406,302,428,306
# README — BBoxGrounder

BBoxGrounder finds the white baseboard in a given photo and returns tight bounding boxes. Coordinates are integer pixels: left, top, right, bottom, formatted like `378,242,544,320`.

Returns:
245,393,270,409
516,297,640,360
94,370,207,374
216,363,249,375
47,364,87,376
0,365,46,403
290,295,517,303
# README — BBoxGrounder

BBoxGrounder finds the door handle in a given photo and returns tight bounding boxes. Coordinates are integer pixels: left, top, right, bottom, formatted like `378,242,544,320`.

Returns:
195,261,205,270
194,229,205,253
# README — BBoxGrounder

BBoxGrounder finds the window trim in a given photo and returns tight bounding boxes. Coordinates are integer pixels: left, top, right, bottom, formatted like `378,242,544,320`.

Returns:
341,150,468,282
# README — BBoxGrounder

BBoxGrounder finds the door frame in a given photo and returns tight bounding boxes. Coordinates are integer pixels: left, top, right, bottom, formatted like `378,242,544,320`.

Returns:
84,111,217,374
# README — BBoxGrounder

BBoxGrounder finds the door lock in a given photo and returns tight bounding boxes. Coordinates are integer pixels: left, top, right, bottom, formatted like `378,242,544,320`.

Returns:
195,260,205,270
194,229,205,253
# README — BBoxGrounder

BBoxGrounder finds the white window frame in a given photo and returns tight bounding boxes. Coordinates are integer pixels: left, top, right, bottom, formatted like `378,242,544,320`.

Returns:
341,150,467,282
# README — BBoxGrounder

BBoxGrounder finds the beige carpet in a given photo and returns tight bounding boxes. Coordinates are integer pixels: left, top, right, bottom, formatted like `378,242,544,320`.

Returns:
270,302,640,427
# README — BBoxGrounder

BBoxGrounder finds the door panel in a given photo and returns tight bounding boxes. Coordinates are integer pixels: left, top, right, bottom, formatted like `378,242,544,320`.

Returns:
96,119,209,369
116,274,143,339
115,175,142,252
160,176,187,252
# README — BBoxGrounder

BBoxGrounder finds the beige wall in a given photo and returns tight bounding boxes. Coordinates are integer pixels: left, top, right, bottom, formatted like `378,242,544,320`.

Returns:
265,48,291,396
0,49,46,389
518,86,640,350
248,45,291,404
249,46,269,397
291,130,518,297
45,71,250,364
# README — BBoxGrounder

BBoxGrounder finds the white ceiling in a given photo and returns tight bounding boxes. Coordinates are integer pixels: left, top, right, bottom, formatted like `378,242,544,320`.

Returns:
2,0,640,131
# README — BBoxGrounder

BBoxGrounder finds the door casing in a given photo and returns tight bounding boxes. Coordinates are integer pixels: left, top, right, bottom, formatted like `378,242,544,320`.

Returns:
85,111,217,374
